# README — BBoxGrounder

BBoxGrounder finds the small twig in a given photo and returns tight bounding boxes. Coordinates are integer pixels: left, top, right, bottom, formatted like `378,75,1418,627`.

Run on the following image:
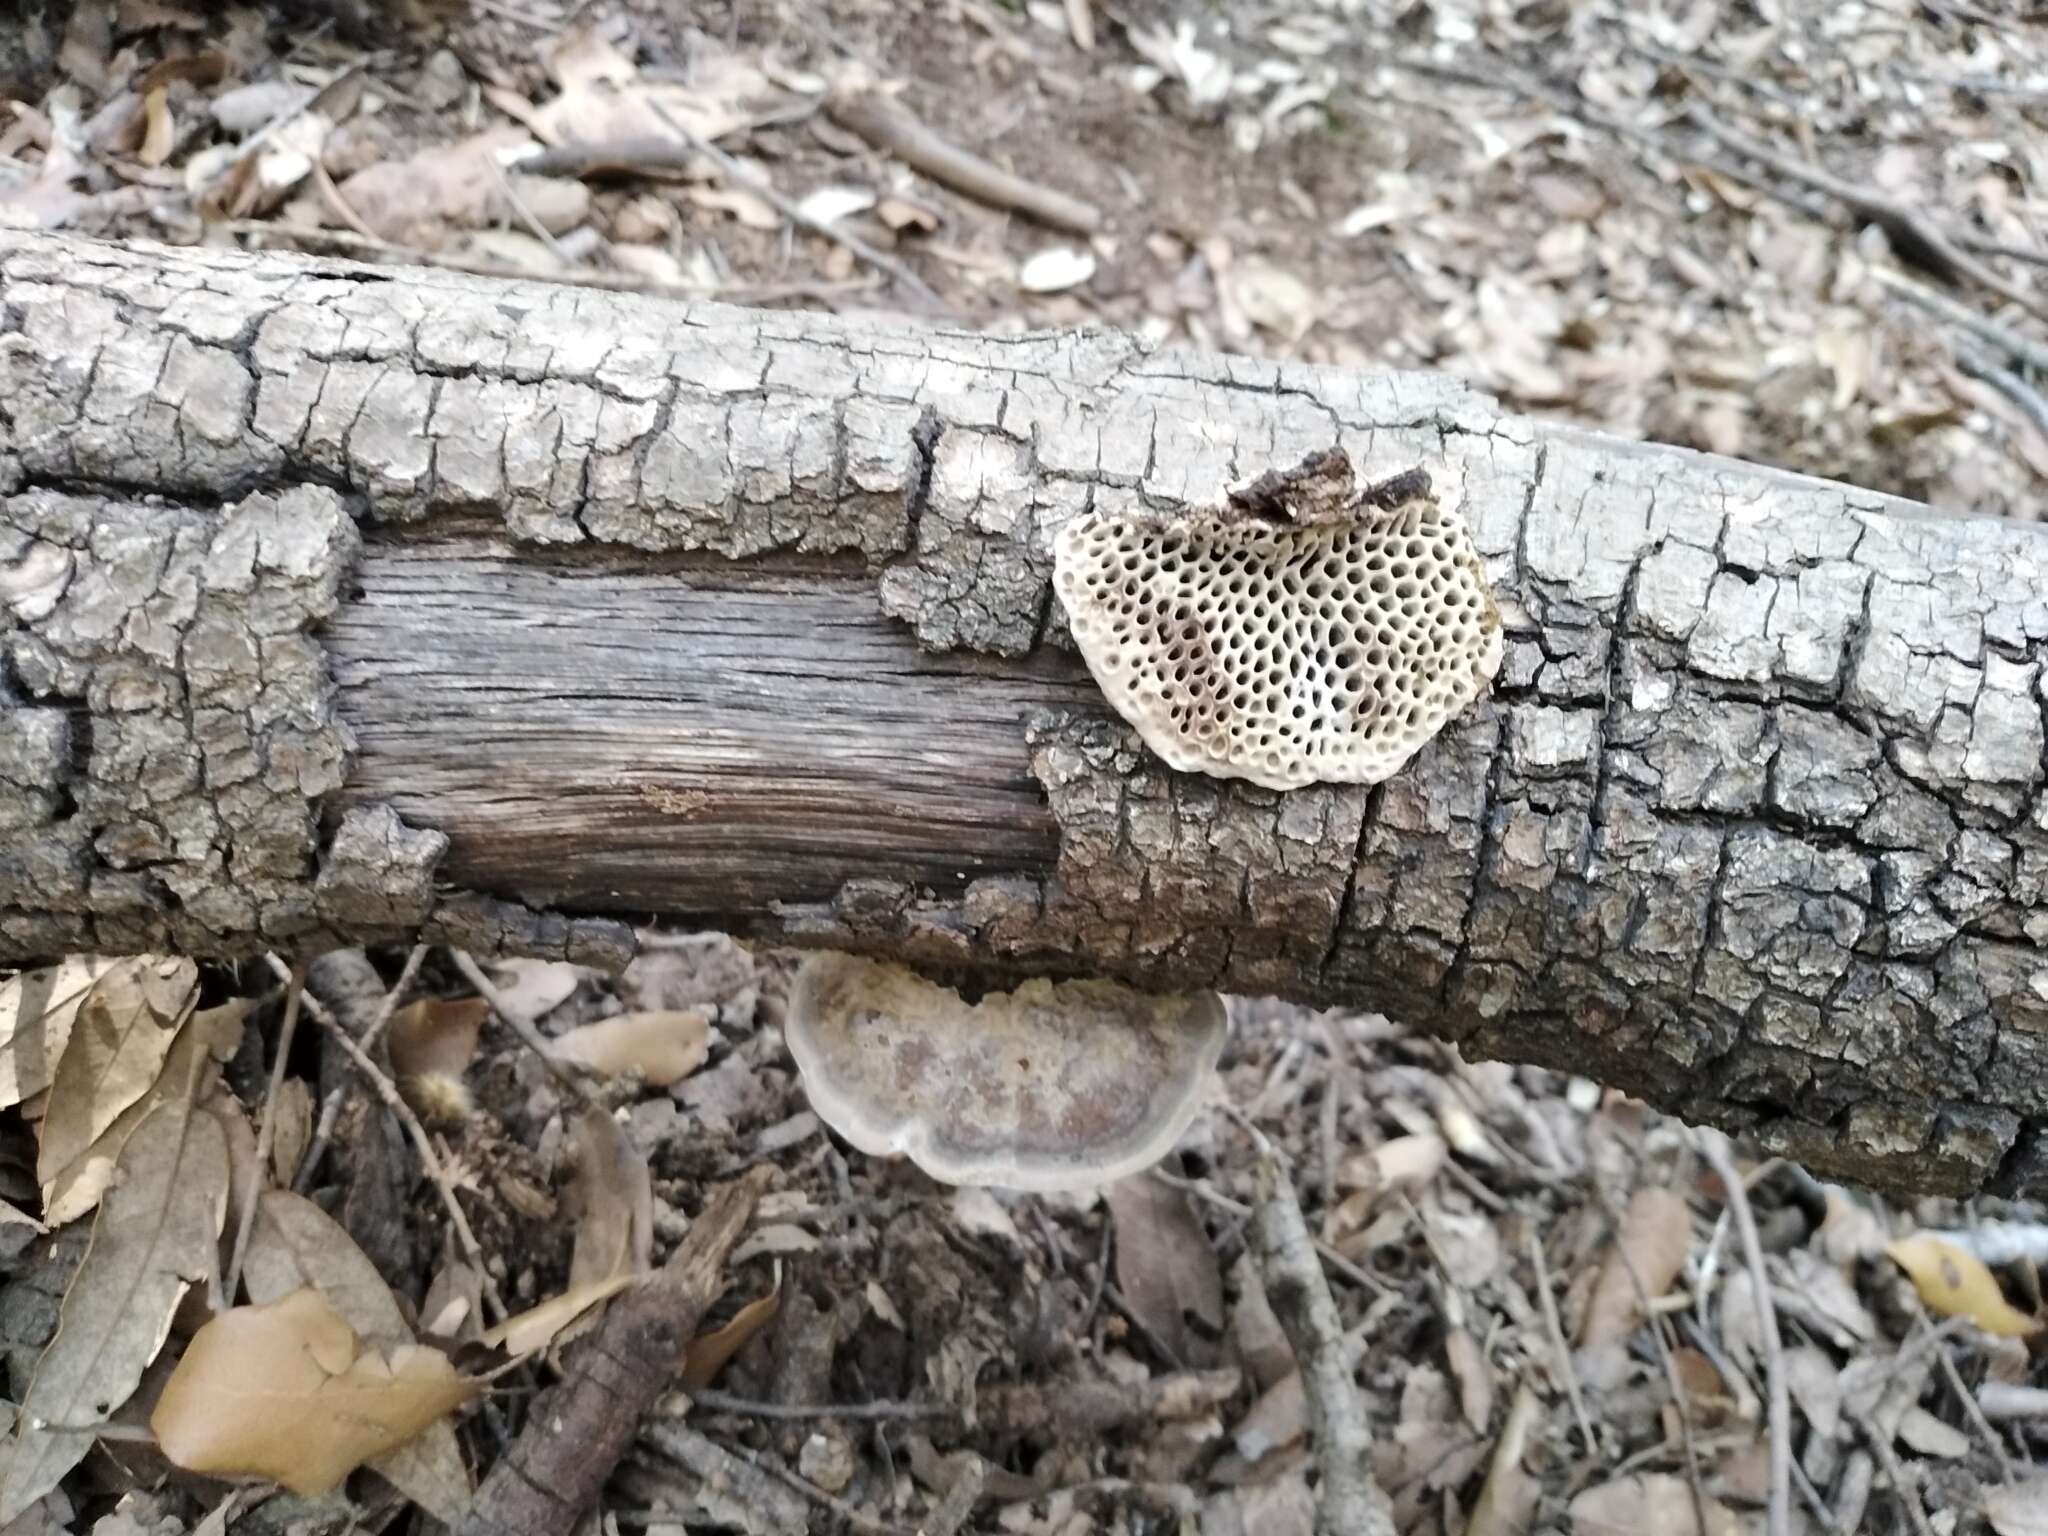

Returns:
684,1388,949,1422
824,88,1103,235
642,98,947,311
1221,1102,1395,1536
291,1085,346,1193
268,954,508,1321
221,963,305,1305
293,945,425,1192
1956,345,2048,443
1150,1167,1389,1296
1926,1319,2017,1482
1854,1407,1939,1536
1528,1228,1599,1455
1688,105,2048,325
310,158,380,242
450,948,602,1105
485,155,570,263
1873,266,2048,373
648,1425,904,1536
359,942,429,1057
1697,1132,1790,1536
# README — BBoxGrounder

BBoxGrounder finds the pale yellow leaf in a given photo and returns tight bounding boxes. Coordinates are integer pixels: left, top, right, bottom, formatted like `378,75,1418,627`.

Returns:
1886,1234,2042,1338
41,998,246,1228
151,1289,478,1495
1579,1187,1693,1348
554,1010,710,1086
241,1190,473,1521
0,1098,230,1523
478,1274,641,1358
681,1288,780,1388
35,957,199,1192
138,87,174,166
0,957,122,1109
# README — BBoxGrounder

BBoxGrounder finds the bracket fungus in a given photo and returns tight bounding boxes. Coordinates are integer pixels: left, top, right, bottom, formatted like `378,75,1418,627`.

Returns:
1053,454,1504,791
783,953,1227,1192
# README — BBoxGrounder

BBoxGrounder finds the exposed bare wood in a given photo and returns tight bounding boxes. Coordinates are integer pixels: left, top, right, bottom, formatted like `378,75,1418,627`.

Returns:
3,231,2047,1200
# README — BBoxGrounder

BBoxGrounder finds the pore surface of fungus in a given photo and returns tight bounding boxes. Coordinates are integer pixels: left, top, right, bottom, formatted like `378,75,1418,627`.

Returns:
1053,461,1504,790
784,953,1226,1192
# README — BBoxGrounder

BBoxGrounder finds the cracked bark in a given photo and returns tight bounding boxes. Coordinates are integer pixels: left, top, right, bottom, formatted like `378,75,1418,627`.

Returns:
3,231,2046,1199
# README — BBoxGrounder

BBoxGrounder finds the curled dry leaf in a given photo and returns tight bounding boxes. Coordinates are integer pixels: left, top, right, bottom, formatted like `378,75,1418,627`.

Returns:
681,1287,781,1388
479,1275,643,1359
0,957,122,1110
240,1191,472,1522
1886,1233,2043,1337
1578,1187,1693,1349
151,1288,478,1496
0,1098,230,1524
34,956,198,1194
554,1010,710,1087
564,1105,654,1345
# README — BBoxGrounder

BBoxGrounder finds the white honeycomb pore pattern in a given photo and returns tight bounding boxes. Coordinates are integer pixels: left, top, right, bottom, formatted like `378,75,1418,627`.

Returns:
1053,483,1504,791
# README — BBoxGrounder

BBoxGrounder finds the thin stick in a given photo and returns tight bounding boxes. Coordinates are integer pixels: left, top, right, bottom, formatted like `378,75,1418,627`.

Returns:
642,99,948,311
268,954,508,1321
485,155,570,263
359,942,429,1057
1956,346,2048,443
1220,1102,1395,1536
1528,1228,1599,1455
291,1084,345,1193
1698,1132,1790,1536
1150,1166,1389,1296
1873,266,2048,373
1854,1408,1939,1536
824,89,1104,235
1926,1319,2016,1482
221,963,305,1304
685,1388,949,1422
449,949,601,1105
1688,105,2048,325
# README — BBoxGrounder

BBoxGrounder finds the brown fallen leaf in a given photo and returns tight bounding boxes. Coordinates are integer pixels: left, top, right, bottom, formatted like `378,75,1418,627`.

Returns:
479,1274,643,1359
265,1075,314,1188
0,957,122,1110
0,1097,230,1523
554,1010,710,1087
34,957,199,1196
1105,1173,1223,1366
681,1287,780,1388
137,87,173,166
1579,1187,1693,1348
568,1105,653,1291
389,997,489,1083
1886,1234,2042,1338
1569,1471,1741,1536
240,1191,472,1521
41,998,246,1228
152,1288,478,1495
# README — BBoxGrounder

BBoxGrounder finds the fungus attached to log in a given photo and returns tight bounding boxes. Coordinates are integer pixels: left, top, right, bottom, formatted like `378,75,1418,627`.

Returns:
783,953,1227,1192
1053,459,1504,790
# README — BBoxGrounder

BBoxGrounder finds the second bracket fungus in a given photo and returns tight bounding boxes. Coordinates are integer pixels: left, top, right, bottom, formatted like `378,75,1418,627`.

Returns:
784,952,1227,1192
1053,455,1504,791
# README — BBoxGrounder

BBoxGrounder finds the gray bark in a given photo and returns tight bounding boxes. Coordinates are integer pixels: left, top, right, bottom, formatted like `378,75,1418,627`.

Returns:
2,230,2045,1199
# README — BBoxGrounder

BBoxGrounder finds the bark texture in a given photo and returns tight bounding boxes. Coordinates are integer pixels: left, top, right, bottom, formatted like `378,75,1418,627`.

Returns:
2,231,2046,1198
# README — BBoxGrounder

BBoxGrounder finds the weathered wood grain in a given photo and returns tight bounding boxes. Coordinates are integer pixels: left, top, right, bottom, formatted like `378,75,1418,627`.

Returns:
3,230,2047,1199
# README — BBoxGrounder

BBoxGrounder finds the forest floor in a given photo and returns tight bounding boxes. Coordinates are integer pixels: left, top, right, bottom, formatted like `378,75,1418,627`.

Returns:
2,1,2048,1533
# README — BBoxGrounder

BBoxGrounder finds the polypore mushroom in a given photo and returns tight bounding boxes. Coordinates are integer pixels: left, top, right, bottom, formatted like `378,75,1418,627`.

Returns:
1052,457,1503,791
783,953,1226,1192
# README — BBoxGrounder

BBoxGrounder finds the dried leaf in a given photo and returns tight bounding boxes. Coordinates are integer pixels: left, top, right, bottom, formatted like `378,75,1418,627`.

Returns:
151,1288,478,1495
1334,1133,1447,1197
1105,1174,1223,1365
1886,1234,2042,1337
0,958,120,1111
266,1075,314,1188
137,87,173,167
1570,1472,1741,1536
554,1010,710,1086
681,1288,780,1388
478,1274,641,1359
40,998,245,1227
1897,1404,1970,1458
1579,1187,1692,1348
242,1190,472,1522
688,184,781,231
1444,1327,1493,1434
567,1106,653,1291
1985,1475,2048,1536
795,184,875,226
0,1098,230,1523
486,958,583,1019
389,997,489,1084
35,957,199,1194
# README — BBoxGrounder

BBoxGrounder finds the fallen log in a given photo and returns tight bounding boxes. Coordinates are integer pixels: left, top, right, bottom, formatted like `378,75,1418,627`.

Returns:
1,229,2044,1198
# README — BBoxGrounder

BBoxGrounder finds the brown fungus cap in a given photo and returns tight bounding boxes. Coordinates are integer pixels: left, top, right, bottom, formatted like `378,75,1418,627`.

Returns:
1053,460,1504,790
783,953,1226,1192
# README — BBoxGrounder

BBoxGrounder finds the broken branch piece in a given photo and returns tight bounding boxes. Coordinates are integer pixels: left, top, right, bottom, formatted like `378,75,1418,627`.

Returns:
1053,457,1504,790
784,953,1226,1192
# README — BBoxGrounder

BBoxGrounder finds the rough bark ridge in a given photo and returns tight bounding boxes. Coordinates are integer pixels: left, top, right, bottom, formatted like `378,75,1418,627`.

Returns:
2,231,2046,1198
